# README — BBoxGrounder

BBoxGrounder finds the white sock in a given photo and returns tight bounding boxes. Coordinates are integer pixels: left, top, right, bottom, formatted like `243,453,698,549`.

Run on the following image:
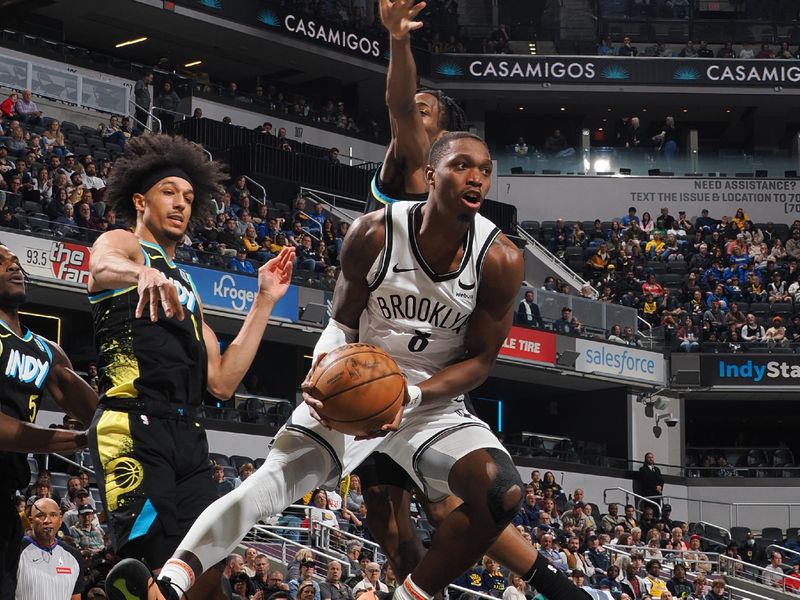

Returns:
394,575,433,600
159,428,337,590
158,558,194,595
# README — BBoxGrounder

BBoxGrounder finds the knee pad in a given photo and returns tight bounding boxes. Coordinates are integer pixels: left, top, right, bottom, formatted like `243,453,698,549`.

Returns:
485,448,524,526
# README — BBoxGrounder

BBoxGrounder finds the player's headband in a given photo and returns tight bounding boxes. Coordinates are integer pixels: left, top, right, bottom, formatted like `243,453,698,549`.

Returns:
137,166,192,195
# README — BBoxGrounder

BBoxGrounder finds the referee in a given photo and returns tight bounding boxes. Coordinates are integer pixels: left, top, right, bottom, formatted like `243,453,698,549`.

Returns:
17,498,85,600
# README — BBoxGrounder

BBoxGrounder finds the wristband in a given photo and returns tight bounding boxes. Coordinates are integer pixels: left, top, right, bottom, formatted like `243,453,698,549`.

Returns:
406,385,422,409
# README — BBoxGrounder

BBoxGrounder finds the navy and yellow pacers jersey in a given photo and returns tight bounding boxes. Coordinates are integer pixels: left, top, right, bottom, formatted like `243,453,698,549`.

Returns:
0,322,53,490
365,166,429,214
89,240,207,407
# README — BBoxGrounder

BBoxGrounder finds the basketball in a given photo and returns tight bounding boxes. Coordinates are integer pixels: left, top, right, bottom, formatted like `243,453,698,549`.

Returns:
308,343,406,436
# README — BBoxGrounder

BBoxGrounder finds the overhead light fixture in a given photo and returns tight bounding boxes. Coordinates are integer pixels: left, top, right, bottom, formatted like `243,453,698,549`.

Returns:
642,108,648,112
560,106,566,111
518,106,524,111
725,108,732,113
115,37,148,48
184,60,202,67
682,108,689,113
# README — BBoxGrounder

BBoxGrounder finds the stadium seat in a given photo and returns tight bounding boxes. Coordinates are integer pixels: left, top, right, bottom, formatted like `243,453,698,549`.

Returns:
761,527,784,543
60,121,78,132
209,452,231,466
787,527,799,543
27,456,38,485
749,303,770,319
222,466,237,479
730,526,751,544
254,458,266,469
49,471,70,488
771,302,793,316
667,260,688,274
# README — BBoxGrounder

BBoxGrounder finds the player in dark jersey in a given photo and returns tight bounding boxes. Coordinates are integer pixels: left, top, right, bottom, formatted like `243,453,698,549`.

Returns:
0,245,98,600
363,0,465,214
87,134,294,600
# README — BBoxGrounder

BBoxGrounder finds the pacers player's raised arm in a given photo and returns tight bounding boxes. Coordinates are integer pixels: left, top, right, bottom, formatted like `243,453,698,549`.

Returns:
416,235,524,403
202,246,295,400
380,0,430,193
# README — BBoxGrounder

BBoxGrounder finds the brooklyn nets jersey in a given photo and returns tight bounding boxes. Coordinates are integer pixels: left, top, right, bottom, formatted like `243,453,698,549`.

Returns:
89,240,207,406
0,321,54,491
360,201,500,387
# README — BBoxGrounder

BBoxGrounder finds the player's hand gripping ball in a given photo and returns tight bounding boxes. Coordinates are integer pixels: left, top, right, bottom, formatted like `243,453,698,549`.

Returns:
306,344,405,437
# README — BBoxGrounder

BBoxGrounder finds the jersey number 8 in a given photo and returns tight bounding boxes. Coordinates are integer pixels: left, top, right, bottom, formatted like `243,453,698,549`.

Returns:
408,330,432,353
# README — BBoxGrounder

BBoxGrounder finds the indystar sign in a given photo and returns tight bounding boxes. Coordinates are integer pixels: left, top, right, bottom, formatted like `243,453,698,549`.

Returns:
701,354,800,386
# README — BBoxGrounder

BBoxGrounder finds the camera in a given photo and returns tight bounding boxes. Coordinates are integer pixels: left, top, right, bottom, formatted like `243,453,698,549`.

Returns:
664,417,679,427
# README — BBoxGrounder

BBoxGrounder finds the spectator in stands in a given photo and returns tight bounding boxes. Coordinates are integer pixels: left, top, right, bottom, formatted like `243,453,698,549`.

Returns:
297,234,318,272
228,248,257,273
231,572,252,600
553,307,577,335
133,71,154,131
638,454,664,507
703,579,726,600
548,218,572,256
213,464,234,497
621,561,646,599
327,147,341,165
81,162,105,191
308,202,327,232
618,36,638,57
677,316,700,351
757,44,776,59
69,505,104,557
251,554,272,593
6,125,28,158
14,89,43,126
320,560,353,600
515,290,543,328
289,561,322,600
601,504,623,534
60,476,84,511
717,42,735,58
685,534,712,574
42,119,67,158
679,40,697,57
0,91,18,119
352,561,388,597
643,559,667,598
544,129,572,157
156,80,181,134
696,40,714,58
539,533,569,572
586,535,610,579
481,556,507,597
765,316,789,348
219,217,245,255
99,115,128,149
62,489,99,530
54,202,80,237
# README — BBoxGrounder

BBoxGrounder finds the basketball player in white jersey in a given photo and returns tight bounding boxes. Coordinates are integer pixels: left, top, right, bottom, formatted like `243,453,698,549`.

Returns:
107,133,587,600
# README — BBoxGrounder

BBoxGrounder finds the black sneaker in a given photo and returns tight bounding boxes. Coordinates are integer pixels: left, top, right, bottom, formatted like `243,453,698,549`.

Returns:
105,558,180,600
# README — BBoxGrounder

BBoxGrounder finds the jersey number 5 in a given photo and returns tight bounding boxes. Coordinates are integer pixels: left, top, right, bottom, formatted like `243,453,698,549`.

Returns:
28,394,39,423
408,330,431,353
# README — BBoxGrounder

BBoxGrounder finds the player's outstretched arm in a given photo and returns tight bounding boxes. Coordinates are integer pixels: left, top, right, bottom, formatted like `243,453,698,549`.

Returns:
204,246,294,399
0,412,87,453
418,236,524,403
44,340,98,427
89,229,184,322
380,0,430,193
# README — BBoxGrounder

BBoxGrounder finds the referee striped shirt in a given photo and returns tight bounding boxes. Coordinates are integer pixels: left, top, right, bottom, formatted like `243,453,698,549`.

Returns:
16,536,85,599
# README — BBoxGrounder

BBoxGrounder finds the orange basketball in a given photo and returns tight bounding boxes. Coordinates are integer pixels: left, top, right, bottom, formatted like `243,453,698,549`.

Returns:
309,343,405,437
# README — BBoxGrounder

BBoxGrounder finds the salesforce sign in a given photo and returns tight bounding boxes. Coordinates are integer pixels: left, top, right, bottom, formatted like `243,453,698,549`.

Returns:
574,339,666,385
184,265,299,321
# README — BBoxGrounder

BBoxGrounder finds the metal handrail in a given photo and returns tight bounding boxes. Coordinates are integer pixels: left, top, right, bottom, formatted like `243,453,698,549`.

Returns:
247,523,354,578
128,98,162,133
724,584,779,600
515,226,596,298
719,554,797,594
768,543,800,561
299,187,360,224
603,487,661,514
243,175,267,206
694,520,732,540
448,585,502,600
44,452,96,476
